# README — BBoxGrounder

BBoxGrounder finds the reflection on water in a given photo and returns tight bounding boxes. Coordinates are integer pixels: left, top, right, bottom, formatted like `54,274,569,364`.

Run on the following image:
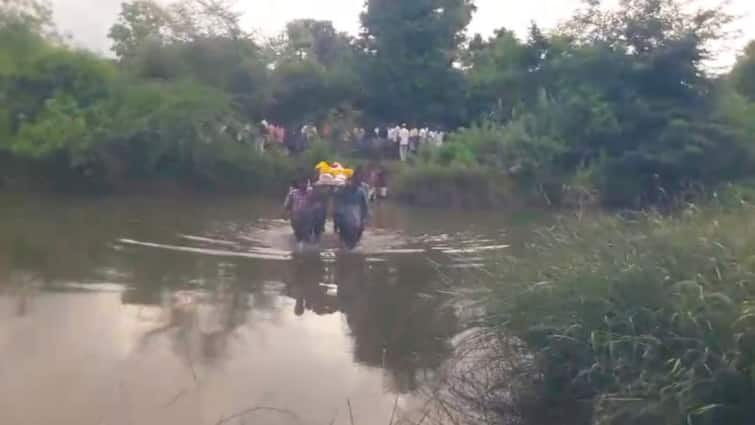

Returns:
0,194,519,425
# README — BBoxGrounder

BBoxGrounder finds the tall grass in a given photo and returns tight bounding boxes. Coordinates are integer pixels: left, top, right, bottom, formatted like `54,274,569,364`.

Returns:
478,206,755,425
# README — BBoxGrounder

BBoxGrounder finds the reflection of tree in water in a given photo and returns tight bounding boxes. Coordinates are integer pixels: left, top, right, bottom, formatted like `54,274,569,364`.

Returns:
0,237,49,317
123,257,264,368
133,288,248,369
0,270,40,317
3,212,460,394
0,209,121,285
286,254,459,394
344,256,458,393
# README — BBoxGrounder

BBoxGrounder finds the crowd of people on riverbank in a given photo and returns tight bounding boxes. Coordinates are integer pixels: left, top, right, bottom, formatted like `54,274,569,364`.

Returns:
259,120,446,161
383,124,446,161
353,125,447,161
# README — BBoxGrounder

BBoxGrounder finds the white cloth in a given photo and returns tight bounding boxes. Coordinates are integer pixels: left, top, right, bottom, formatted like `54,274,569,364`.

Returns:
399,128,410,146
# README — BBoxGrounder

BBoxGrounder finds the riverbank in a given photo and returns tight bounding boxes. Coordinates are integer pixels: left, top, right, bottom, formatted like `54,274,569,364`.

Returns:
452,200,755,425
0,143,335,196
1,147,515,207
1,150,746,213
389,162,594,210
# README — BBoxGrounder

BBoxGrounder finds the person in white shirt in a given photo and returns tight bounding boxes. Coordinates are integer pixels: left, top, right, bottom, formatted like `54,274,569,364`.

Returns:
258,120,270,153
418,128,427,147
398,125,410,161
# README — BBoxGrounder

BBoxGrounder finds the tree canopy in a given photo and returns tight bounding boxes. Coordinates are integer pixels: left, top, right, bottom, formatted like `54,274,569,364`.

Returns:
360,0,475,126
1,0,755,205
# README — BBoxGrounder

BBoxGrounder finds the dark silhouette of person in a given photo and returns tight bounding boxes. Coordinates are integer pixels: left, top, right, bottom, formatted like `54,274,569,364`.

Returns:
333,167,370,249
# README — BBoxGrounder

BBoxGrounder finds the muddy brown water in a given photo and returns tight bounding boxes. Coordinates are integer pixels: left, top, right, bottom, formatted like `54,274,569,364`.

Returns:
0,194,535,425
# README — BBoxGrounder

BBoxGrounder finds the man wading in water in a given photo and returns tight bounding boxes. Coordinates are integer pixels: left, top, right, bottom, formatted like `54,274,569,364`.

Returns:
333,167,370,249
284,176,322,247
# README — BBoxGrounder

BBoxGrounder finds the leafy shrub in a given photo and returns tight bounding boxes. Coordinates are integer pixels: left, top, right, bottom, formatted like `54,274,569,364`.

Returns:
393,162,513,208
484,207,755,425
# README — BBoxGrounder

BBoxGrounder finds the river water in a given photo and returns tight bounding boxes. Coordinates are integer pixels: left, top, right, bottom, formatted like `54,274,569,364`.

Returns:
0,194,530,425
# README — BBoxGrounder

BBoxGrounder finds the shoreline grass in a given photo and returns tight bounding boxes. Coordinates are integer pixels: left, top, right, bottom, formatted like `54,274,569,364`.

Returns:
469,205,755,425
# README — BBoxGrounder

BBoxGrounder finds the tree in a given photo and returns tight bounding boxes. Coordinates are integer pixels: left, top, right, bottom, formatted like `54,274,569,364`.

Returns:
0,0,54,37
256,19,363,127
285,19,351,66
1,45,116,163
455,0,750,206
108,1,170,61
167,0,247,42
108,0,271,120
731,41,755,102
360,0,475,126
108,0,248,60
464,25,560,121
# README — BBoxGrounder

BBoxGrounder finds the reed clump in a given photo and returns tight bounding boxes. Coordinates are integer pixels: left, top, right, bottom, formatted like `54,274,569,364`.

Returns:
480,206,755,425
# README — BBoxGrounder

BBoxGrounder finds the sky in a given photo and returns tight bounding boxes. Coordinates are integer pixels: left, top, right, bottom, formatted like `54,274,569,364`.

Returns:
50,0,755,68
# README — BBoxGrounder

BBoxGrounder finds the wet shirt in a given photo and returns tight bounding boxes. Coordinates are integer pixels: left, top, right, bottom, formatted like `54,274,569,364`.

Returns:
334,185,370,221
284,188,310,213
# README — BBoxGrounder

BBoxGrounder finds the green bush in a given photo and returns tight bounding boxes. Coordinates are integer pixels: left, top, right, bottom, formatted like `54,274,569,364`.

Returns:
484,207,755,425
444,121,504,167
392,162,513,208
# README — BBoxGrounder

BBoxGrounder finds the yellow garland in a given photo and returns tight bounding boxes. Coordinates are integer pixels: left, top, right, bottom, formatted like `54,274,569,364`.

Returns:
315,161,354,178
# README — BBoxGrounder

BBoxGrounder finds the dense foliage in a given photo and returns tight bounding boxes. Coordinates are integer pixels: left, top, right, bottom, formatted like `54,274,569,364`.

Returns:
1,0,754,205
479,202,755,425
360,0,474,126
447,0,755,207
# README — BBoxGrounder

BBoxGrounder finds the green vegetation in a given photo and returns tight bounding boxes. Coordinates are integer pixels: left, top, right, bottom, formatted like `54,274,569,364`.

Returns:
471,199,755,425
360,0,473,126
4,2,755,423
413,0,755,207
392,162,512,208
0,0,355,192
2,0,755,205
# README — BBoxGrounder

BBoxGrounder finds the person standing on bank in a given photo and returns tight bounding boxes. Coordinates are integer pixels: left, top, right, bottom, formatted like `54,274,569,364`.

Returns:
398,124,410,161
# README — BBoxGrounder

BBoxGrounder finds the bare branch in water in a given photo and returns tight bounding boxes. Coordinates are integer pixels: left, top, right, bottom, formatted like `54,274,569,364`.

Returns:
161,388,188,408
389,395,400,425
347,399,355,425
185,346,198,384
